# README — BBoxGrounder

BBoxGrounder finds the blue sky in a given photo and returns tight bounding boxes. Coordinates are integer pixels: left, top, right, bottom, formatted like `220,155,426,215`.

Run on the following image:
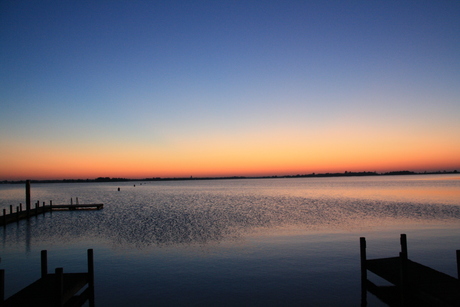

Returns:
1,1,459,179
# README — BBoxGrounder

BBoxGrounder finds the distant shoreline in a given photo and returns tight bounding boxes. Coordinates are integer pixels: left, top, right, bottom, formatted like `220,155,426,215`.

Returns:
1,170,458,184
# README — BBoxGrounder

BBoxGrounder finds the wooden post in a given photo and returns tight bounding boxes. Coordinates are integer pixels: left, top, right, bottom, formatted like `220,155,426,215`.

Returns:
456,250,460,280
0,269,4,303
41,250,48,278
360,237,367,306
2,209,6,226
55,268,64,307
399,233,409,305
19,203,22,212
400,234,408,260
16,206,19,222
9,205,12,215
88,249,94,287
399,250,408,305
26,180,31,213
87,249,95,307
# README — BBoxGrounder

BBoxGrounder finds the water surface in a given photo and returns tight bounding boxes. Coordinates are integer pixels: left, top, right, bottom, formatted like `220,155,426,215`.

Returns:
1,175,459,306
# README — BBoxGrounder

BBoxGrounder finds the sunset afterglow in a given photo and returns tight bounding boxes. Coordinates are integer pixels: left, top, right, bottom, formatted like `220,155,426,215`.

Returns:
1,1,459,180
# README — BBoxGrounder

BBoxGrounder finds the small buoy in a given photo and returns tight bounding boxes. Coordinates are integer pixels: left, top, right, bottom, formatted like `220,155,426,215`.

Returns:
134,184,136,187
118,187,120,191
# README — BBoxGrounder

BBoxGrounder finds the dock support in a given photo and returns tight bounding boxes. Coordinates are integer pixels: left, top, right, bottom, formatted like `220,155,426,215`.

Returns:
26,180,31,216
88,249,95,307
55,268,64,307
400,234,408,260
360,237,367,306
456,250,460,280
41,250,48,278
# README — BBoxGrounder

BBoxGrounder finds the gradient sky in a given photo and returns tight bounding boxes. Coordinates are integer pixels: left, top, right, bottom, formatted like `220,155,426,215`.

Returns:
1,1,460,180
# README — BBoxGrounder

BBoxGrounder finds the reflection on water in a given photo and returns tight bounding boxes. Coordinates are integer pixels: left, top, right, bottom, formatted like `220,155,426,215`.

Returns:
1,175,460,306
1,175,460,250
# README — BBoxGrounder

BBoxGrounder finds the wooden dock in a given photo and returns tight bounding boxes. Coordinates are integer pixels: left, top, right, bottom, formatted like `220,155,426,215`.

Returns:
1,249,95,307
1,181,103,227
360,234,460,306
1,202,104,226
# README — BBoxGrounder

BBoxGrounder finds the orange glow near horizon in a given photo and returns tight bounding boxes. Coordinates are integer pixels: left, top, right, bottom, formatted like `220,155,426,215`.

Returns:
1,131,459,180
2,116,460,180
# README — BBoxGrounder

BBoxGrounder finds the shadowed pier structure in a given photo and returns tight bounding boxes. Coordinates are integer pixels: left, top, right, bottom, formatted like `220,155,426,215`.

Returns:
1,181,103,227
0,249,95,307
360,234,460,306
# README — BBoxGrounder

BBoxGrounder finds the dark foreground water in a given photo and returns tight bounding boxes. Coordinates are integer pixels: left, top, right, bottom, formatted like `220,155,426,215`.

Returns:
1,175,459,306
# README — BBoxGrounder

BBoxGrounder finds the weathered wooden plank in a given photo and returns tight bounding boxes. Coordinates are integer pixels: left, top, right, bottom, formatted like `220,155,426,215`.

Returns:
362,235,460,307
0,203,103,226
2,249,94,307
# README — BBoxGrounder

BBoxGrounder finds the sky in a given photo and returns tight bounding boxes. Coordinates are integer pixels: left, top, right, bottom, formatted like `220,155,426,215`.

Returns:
1,1,460,180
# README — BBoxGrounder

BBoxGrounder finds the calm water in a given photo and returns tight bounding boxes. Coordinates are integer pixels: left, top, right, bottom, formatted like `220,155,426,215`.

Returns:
1,174,459,306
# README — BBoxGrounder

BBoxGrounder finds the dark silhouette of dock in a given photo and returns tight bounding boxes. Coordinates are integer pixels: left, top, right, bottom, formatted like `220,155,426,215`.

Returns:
360,234,460,306
1,180,103,226
1,249,95,307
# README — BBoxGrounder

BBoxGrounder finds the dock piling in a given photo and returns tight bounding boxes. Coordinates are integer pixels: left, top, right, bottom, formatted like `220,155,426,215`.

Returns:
41,250,48,278
25,180,30,213
360,237,367,306
400,234,408,260
55,267,64,307
456,250,460,280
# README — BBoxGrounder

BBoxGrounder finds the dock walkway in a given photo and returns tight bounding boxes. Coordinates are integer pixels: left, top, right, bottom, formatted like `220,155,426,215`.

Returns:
1,249,94,307
360,234,460,306
1,181,103,226
1,202,103,226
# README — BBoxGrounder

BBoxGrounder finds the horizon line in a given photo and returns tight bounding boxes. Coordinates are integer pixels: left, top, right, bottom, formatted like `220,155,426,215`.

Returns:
2,169,458,183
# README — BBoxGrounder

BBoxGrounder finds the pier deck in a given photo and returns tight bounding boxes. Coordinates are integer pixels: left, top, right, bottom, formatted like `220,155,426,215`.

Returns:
1,249,94,307
1,203,103,226
360,234,460,306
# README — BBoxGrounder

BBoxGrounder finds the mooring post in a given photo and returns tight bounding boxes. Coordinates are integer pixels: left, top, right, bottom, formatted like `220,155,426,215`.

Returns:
360,237,367,306
41,250,48,278
16,206,19,222
2,209,6,227
399,235,408,306
456,250,460,280
400,234,408,260
0,269,4,303
26,180,31,215
9,205,12,215
88,248,95,307
55,268,64,307
19,203,22,212
88,249,94,282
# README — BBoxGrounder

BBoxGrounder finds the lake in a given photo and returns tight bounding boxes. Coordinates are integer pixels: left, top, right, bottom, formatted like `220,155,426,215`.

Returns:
1,174,460,306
